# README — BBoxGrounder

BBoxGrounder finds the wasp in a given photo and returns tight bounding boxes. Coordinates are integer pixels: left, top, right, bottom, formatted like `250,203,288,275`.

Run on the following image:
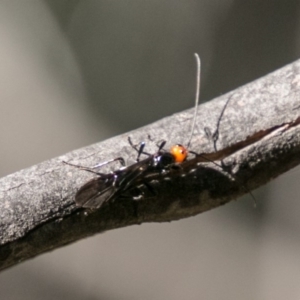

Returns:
64,54,205,209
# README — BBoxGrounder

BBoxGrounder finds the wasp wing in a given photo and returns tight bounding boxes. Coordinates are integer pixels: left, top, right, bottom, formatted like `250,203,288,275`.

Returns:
75,157,154,208
75,177,117,209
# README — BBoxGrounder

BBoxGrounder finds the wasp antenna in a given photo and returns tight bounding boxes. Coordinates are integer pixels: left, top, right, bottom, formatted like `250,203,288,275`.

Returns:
187,53,201,149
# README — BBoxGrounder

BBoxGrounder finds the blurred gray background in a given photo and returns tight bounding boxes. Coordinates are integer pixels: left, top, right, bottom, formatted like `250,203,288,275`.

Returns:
0,1,300,299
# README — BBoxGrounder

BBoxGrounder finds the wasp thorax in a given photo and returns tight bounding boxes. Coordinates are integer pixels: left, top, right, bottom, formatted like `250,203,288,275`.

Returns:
156,152,175,168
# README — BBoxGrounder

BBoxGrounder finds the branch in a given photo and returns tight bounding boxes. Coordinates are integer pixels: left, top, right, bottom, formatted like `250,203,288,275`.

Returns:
1,59,300,271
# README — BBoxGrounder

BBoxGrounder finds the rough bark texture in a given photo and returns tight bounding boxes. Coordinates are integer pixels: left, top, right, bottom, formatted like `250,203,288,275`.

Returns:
1,59,300,271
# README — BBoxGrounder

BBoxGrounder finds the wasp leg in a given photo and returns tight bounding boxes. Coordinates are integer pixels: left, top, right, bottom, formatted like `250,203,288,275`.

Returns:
128,136,152,161
156,140,166,151
147,135,166,150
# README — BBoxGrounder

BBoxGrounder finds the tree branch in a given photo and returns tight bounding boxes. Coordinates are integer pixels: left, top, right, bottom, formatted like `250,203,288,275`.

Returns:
1,59,300,271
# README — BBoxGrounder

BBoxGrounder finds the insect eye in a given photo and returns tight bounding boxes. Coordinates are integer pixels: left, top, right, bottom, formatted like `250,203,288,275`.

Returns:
170,144,188,163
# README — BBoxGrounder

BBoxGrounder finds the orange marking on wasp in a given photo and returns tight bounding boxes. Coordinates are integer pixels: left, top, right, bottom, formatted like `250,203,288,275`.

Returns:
170,144,188,163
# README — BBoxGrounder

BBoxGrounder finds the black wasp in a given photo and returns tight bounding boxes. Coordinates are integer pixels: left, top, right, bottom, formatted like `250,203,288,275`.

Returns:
64,54,202,209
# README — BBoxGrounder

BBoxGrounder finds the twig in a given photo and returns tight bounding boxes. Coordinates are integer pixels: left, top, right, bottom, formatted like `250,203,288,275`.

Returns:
1,59,300,271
